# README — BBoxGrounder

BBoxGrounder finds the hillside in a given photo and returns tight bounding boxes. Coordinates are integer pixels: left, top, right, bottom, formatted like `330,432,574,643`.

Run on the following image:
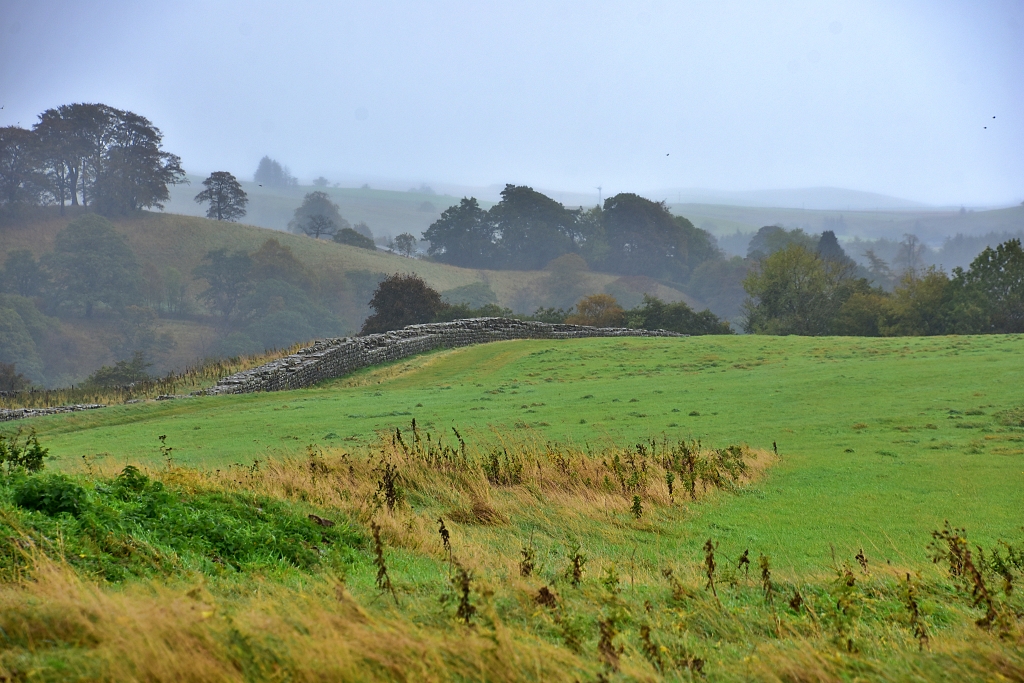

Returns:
0,208,695,384
162,179,475,240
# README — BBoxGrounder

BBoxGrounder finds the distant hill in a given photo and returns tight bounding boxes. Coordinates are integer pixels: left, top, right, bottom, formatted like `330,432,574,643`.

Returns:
0,208,694,384
162,178,473,240
655,186,928,211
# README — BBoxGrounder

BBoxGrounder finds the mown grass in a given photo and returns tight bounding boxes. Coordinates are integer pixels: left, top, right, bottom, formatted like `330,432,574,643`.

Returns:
2,333,1022,680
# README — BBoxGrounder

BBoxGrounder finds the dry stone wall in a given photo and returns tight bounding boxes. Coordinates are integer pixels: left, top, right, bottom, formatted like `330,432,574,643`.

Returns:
206,317,684,395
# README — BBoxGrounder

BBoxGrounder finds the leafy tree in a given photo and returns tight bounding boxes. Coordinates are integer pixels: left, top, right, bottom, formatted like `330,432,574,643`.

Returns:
817,230,855,266
84,351,152,387
487,184,576,270
250,239,310,288
746,225,816,261
312,176,329,187
0,126,45,206
352,221,374,239
742,244,858,335
627,295,733,335
423,197,495,267
194,171,248,221
601,193,716,282
237,279,343,350
892,233,928,275
89,109,186,214
391,232,417,257
334,227,377,250
687,256,751,323
42,214,142,318
0,301,44,381
360,274,445,334
193,249,253,321
566,294,625,327
289,191,347,239
950,238,1024,333
32,110,85,213
254,156,297,187
2,250,47,297
878,268,951,336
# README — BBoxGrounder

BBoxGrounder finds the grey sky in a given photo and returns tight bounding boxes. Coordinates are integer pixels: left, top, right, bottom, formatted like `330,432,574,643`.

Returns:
1,0,1021,206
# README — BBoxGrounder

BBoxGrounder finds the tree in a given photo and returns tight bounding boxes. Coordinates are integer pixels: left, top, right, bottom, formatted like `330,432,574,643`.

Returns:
84,351,152,387
742,244,858,335
254,156,296,187
2,250,47,297
42,214,142,318
950,238,1024,333
334,227,377,250
423,197,495,267
816,230,855,267
289,191,347,238
193,249,253,321
33,110,83,213
601,193,717,282
747,225,817,261
360,273,445,334
391,233,417,257
566,294,625,327
0,126,44,206
487,184,576,270
627,295,733,335
878,267,951,336
91,109,186,214
250,239,310,288
194,171,248,221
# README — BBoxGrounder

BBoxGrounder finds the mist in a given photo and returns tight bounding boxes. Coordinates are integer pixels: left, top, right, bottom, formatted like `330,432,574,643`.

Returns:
1,0,1022,207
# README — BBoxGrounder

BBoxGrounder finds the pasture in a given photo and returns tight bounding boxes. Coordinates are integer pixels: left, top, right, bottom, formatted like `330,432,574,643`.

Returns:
1,333,1022,681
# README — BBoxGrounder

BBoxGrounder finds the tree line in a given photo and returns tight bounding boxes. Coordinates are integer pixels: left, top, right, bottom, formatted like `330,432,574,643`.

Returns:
742,235,1024,335
0,103,185,215
423,185,719,281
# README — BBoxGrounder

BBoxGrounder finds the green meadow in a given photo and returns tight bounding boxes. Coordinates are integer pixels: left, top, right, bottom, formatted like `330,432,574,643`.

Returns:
21,333,1024,572
3,333,1023,681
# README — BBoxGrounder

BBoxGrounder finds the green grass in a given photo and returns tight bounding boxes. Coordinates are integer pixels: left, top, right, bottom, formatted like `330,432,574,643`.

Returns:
13,333,1023,573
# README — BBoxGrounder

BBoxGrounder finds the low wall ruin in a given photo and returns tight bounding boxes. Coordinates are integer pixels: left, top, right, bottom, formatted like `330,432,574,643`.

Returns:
205,317,684,395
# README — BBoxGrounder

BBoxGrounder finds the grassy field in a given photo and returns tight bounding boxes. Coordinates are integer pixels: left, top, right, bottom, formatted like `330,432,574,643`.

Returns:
1,333,1022,681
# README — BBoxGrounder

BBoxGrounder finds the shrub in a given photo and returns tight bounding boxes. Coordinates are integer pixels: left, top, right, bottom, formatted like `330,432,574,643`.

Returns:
13,474,88,517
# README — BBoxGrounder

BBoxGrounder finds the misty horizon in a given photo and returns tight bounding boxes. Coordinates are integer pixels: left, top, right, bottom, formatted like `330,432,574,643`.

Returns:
2,1,1022,207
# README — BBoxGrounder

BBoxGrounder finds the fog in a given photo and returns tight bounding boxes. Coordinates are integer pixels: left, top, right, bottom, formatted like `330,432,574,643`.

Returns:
1,0,1022,207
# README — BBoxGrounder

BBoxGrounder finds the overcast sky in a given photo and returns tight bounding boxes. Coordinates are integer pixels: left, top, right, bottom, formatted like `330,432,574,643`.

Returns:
1,0,1021,206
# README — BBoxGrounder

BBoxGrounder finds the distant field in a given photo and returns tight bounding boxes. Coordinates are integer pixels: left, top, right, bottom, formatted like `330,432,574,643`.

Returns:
23,333,1024,572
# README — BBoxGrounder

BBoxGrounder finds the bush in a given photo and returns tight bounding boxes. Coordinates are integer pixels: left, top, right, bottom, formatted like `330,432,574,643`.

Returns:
334,227,377,250
13,474,88,517
626,295,733,335
566,294,625,327
0,429,48,474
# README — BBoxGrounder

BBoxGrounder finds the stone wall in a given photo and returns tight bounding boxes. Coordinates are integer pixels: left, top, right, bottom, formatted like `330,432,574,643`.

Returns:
206,317,684,395
0,404,106,423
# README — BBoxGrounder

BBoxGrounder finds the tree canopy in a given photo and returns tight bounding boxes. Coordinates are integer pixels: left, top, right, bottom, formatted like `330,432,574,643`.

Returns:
42,214,142,318
195,171,248,221
0,104,185,214
253,156,296,187
289,191,348,239
421,187,719,283
360,274,445,334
